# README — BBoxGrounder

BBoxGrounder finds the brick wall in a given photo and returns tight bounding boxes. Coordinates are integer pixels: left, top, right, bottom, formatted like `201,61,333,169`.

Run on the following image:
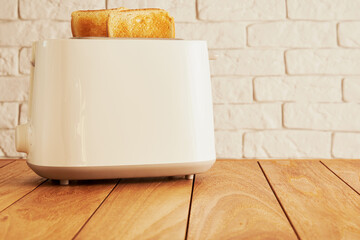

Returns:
1,0,360,159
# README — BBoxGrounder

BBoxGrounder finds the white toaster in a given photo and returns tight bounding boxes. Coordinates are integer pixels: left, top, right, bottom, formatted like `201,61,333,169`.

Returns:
15,38,216,185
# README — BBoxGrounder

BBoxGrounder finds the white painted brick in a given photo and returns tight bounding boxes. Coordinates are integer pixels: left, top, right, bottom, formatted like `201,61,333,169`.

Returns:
288,0,360,20
344,78,360,102
244,130,331,158
338,22,360,47
212,77,252,103
333,133,360,158
0,48,18,76
0,77,29,101
214,104,281,130
0,0,18,20
0,103,18,129
20,0,105,20
19,103,28,125
108,0,196,22
254,77,342,102
198,0,285,21
286,49,360,75
0,21,71,47
284,103,360,131
176,22,245,48
0,130,24,157
19,48,31,75
210,50,284,76
215,131,243,158
248,21,336,47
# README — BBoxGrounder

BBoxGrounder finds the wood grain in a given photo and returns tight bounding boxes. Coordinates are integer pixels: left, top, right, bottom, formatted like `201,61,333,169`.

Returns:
0,179,117,240
0,160,14,168
75,177,193,240
0,161,44,212
322,160,360,194
187,160,297,240
260,160,360,240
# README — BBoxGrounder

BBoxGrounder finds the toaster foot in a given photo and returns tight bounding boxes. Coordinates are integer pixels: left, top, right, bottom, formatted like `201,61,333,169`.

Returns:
60,180,69,185
185,174,194,180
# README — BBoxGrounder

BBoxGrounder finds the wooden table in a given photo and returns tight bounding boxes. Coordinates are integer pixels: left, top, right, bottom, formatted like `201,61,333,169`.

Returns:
0,159,359,240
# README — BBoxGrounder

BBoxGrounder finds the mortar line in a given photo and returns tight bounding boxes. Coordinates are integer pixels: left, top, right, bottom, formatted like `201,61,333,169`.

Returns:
336,22,341,47
195,0,199,20
330,132,335,158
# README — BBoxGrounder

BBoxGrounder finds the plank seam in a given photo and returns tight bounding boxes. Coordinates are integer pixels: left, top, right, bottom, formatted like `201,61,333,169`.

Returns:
0,160,15,169
72,179,121,240
320,161,360,196
257,161,301,240
185,174,196,240
0,179,47,213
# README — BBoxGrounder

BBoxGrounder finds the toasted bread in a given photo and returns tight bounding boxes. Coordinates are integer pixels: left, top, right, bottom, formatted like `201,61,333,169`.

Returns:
107,9,175,38
71,8,127,37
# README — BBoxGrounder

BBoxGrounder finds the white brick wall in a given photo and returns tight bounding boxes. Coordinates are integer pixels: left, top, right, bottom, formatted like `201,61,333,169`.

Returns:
248,22,336,47
1,0,360,159
244,130,331,158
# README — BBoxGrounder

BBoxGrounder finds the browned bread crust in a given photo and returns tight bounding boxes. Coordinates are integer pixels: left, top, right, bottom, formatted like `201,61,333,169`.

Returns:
71,8,127,37
107,9,175,38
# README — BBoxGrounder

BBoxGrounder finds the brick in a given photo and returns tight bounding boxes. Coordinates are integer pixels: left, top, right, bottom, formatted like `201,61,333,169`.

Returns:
176,22,245,48
210,50,284,76
20,0,105,20
286,49,360,75
108,0,196,22
0,21,71,47
198,0,285,21
0,130,24,157
333,133,360,158
212,77,252,103
0,103,18,129
287,0,360,20
19,47,31,75
254,77,342,102
244,130,331,158
19,103,28,125
0,48,18,75
284,103,360,131
248,21,336,47
0,0,18,19
338,22,360,47
0,77,29,101
344,78,360,102
214,104,281,130
215,131,243,158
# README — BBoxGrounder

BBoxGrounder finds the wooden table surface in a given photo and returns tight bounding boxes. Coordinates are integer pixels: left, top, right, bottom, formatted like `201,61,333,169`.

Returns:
0,159,359,240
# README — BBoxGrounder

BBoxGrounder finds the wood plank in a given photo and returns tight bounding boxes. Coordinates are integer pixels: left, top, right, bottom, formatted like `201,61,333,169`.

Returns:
322,160,360,194
0,159,14,168
0,161,44,211
260,160,360,240
75,177,193,240
187,160,297,240
0,179,117,239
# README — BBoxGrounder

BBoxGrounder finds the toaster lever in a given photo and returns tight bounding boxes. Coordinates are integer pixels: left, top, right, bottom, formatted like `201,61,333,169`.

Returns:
15,124,29,153
208,53,218,60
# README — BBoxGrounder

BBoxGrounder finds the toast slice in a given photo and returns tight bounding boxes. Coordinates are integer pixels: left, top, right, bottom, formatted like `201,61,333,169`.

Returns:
107,9,175,38
71,8,127,37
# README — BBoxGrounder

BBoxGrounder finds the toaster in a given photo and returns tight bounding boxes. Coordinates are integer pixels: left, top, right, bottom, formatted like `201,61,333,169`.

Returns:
15,38,216,185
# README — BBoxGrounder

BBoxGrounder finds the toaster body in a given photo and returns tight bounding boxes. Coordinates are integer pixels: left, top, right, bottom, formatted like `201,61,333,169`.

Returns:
16,38,216,182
